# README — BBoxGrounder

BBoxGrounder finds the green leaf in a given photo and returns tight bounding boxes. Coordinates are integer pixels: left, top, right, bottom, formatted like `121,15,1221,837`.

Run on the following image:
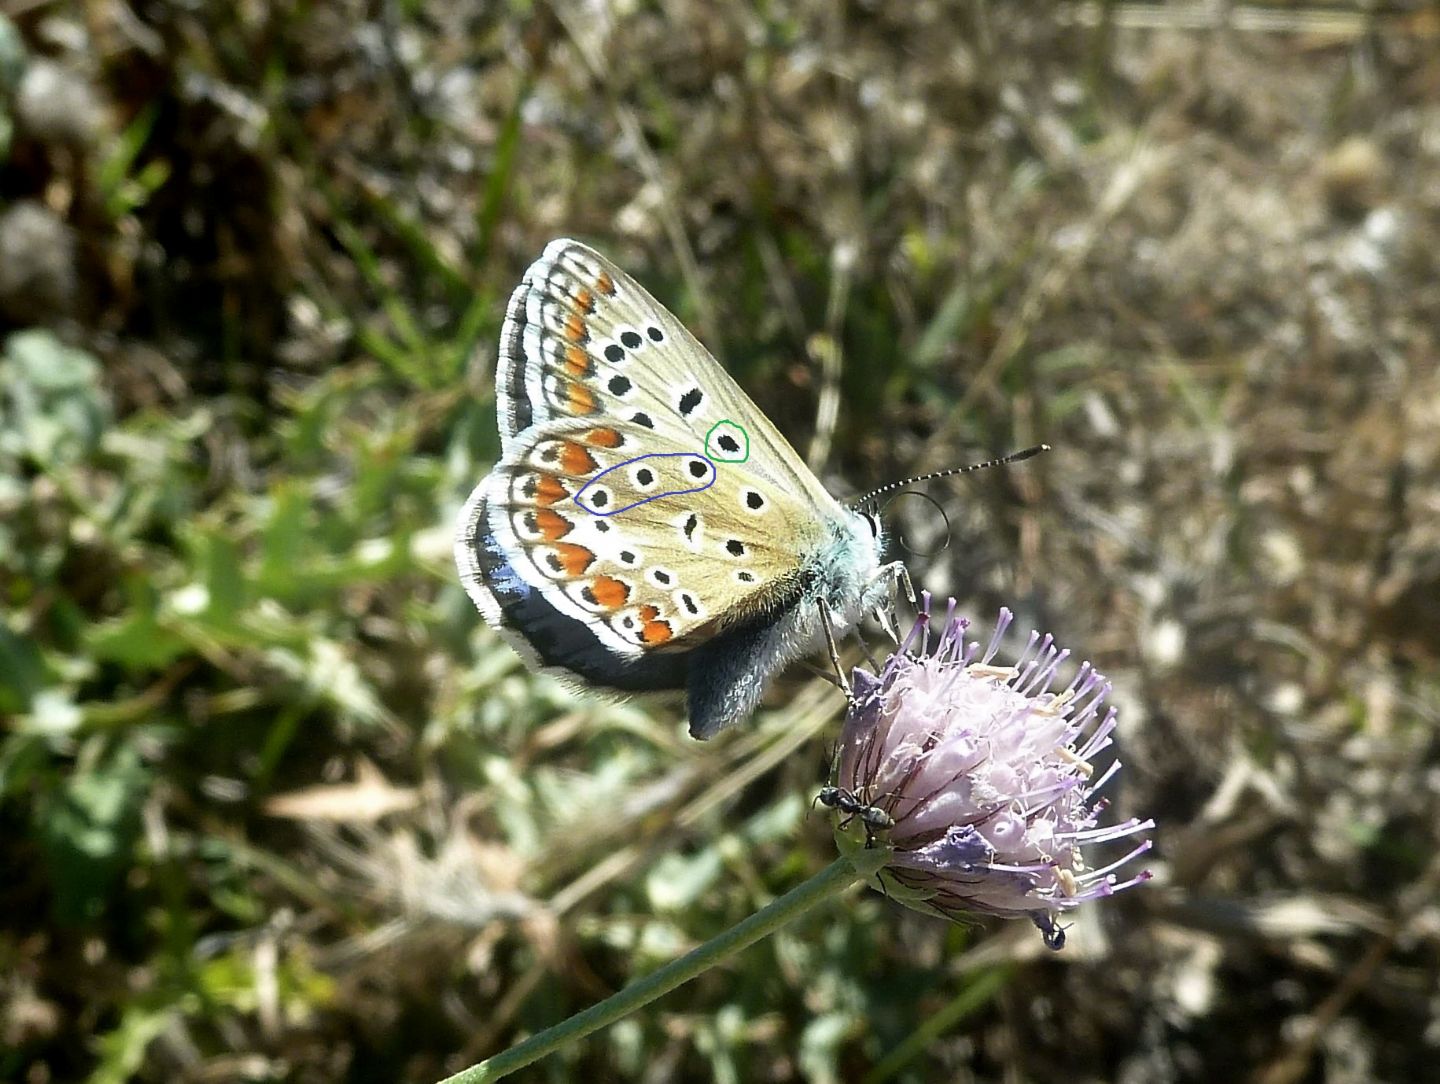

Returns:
646,847,724,912
85,579,190,673
0,330,111,469
35,740,151,925
0,616,49,713
87,1001,181,1084
0,13,26,97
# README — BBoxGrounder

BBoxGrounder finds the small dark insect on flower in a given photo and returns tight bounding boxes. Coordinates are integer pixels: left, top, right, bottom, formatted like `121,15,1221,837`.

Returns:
815,785,895,835
828,596,1155,950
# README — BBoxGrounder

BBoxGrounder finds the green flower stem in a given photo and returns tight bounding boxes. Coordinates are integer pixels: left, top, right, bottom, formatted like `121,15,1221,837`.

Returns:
438,848,889,1084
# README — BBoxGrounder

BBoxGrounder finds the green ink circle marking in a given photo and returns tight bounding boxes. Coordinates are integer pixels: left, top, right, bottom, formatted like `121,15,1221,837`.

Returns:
704,419,750,463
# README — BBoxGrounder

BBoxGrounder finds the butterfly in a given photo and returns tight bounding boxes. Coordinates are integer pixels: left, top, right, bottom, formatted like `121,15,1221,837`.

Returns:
453,238,909,739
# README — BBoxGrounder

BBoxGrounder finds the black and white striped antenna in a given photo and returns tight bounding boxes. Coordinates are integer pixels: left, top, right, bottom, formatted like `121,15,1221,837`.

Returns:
850,444,1050,511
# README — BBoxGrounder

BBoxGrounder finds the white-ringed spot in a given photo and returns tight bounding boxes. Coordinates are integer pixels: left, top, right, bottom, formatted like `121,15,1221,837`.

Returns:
630,463,659,490
677,386,704,417
705,420,749,463
675,512,703,548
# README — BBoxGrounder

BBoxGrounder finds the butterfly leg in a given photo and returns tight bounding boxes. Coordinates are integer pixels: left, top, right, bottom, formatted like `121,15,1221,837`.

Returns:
882,560,916,604
815,596,854,708
867,560,915,642
852,620,881,671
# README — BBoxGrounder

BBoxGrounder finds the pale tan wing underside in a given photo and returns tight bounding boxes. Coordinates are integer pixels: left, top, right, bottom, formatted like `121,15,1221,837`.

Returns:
496,239,845,514
484,416,828,655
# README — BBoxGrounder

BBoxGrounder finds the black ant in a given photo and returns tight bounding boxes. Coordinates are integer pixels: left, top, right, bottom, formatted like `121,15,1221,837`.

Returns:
815,786,894,843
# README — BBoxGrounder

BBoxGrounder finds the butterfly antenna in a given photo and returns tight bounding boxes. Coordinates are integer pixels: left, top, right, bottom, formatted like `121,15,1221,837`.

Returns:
849,444,1051,511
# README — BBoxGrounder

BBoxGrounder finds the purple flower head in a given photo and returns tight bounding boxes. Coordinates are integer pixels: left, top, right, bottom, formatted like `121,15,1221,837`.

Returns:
832,596,1154,949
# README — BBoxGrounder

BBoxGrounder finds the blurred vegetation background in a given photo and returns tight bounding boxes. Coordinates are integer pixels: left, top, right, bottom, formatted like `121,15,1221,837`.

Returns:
3,2,1439,1082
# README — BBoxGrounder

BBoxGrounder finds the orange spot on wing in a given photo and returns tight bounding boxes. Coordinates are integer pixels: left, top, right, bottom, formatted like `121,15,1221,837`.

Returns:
641,619,673,645
590,575,630,611
535,474,569,507
585,426,624,448
559,442,598,475
564,313,586,343
534,509,573,541
566,382,598,414
639,604,660,622
554,542,596,576
595,271,615,296
564,344,590,376
574,286,594,313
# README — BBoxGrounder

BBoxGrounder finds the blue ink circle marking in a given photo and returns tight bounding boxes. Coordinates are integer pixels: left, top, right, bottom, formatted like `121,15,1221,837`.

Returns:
575,452,718,517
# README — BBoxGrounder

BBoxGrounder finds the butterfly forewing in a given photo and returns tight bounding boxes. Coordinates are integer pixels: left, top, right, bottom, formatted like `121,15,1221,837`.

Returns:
497,240,841,512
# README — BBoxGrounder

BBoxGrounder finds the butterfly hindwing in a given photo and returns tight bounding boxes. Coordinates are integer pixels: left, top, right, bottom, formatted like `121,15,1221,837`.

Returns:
480,417,824,655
